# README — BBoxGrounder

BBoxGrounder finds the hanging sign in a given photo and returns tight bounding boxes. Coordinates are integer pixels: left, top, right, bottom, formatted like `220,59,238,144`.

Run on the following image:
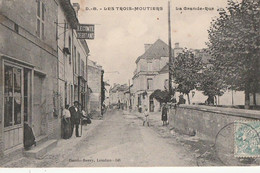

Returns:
77,24,95,39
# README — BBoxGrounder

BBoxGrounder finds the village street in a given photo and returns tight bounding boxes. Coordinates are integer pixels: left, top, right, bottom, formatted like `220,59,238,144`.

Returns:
3,110,203,167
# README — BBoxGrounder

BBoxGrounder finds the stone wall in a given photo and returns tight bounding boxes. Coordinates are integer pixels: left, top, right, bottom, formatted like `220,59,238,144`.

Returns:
168,105,260,160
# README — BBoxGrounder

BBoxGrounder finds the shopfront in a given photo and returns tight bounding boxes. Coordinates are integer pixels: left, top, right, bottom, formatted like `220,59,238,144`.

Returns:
2,57,33,152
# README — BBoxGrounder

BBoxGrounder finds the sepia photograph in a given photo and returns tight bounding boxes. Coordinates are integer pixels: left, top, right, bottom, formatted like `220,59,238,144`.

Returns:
0,0,260,171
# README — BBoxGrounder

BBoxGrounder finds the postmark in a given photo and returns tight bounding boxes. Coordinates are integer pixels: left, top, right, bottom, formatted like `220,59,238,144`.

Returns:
234,121,260,158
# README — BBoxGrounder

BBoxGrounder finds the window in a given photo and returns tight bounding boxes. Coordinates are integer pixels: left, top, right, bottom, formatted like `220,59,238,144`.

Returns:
148,62,153,71
36,0,45,39
4,65,22,127
77,52,80,75
14,23,19,33
147,78,153,90
164,79,168,90
81,60,84,77
24,69,30,122
68,36,72,64
74,46,77,73
70,84,73,105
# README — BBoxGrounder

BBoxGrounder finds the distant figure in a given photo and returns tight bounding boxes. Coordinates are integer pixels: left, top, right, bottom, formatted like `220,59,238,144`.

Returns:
206,96,214,105
62,104,71,139
138,105,142,113
178,94,186,105
24,122,36,149
69,101,81,137
161,103,168,126
143,108,150,126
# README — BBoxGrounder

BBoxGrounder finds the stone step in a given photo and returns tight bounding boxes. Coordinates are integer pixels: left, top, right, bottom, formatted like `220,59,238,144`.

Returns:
23,140,57,159
35,135,48,145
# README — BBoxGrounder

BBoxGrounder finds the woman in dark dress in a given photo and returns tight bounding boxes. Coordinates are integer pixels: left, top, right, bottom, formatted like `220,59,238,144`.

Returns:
24,122,36,149
161,103,168,126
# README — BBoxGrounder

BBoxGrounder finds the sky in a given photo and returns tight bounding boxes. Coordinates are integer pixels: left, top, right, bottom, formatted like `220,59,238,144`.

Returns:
71,0,229,85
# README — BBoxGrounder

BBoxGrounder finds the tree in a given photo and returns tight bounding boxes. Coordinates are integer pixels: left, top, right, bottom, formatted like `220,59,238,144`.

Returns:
173,49,203,104
198,65,226,105
207,0,260,108
150,89,173,103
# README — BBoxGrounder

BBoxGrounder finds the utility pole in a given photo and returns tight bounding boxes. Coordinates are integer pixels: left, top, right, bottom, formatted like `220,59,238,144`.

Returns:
168,0,173,96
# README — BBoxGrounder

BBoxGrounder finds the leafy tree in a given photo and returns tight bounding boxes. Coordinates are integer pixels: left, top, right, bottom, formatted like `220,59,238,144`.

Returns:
150,89,171,103
207,0,260,108
198,65,227,105
173,49,203,104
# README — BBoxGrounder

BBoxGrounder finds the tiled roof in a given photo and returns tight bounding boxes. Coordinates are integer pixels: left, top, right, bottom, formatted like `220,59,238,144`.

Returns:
135,39,174,63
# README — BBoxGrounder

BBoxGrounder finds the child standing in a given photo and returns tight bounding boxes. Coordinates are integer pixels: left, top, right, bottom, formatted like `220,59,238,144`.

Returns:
143,108,150,126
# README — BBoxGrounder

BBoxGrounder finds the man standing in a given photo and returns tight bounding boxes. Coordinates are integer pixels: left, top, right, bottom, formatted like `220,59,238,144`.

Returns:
69,101,81,137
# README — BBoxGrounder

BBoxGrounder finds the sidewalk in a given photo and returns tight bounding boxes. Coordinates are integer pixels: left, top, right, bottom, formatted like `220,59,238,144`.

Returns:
2,119,104,167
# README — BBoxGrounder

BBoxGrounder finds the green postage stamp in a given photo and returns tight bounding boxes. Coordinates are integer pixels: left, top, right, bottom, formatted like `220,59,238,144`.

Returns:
234,121,260,158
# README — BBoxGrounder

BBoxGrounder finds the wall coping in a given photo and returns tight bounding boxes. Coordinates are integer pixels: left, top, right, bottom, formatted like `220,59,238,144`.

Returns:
177,104,260,120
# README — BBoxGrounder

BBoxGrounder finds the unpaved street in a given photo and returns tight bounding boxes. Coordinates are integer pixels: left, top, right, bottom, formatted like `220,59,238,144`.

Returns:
3,110,197,167
66,110,196,167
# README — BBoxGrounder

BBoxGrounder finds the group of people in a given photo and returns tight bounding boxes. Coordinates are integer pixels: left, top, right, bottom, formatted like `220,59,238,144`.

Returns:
143,95,187,127
62,101,87,139
142,103,169,127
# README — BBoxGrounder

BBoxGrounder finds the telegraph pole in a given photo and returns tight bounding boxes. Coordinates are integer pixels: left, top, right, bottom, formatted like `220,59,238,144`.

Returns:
168,0,173,96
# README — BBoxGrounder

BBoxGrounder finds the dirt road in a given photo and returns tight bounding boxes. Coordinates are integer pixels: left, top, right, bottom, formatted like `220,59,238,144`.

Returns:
66,110,196,167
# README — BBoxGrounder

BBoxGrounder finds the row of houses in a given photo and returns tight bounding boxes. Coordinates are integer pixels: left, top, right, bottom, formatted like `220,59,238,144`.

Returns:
129,39,248,112
0,0,103,160
109,84,130,109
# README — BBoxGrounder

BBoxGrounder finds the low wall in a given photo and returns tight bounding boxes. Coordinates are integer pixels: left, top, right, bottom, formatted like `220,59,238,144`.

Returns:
168,105,260,159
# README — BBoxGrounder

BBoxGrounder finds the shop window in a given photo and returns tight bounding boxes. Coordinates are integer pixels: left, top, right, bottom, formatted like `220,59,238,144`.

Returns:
4,65,22,127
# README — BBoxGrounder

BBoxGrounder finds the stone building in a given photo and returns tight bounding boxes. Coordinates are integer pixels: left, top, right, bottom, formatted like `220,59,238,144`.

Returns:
132,39,175,112
0,0,91,162
132,39,245,113
0,0,59,158
109,84,129,109
57,1,89,112
87,59,103,116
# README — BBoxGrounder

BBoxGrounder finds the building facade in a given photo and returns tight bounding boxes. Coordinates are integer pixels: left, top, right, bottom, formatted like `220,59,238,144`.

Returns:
109,84,129,109
132,39,174,112
57,1,89,113
0,0,59,156
0,0,91,161
87,59,103,116
132,39,246,113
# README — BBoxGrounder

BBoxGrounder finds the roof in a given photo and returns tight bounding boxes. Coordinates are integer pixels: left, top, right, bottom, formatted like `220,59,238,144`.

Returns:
88,59,103,70
158,48,211,74
59,0,79,29
159,64,169,74
135,39,174,64
110,84,128,93
80,40,90,54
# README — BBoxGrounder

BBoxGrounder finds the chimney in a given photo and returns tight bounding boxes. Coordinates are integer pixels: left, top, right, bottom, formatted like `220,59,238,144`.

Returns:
73,3,80,17
144,44,152,51
175,42,180,48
